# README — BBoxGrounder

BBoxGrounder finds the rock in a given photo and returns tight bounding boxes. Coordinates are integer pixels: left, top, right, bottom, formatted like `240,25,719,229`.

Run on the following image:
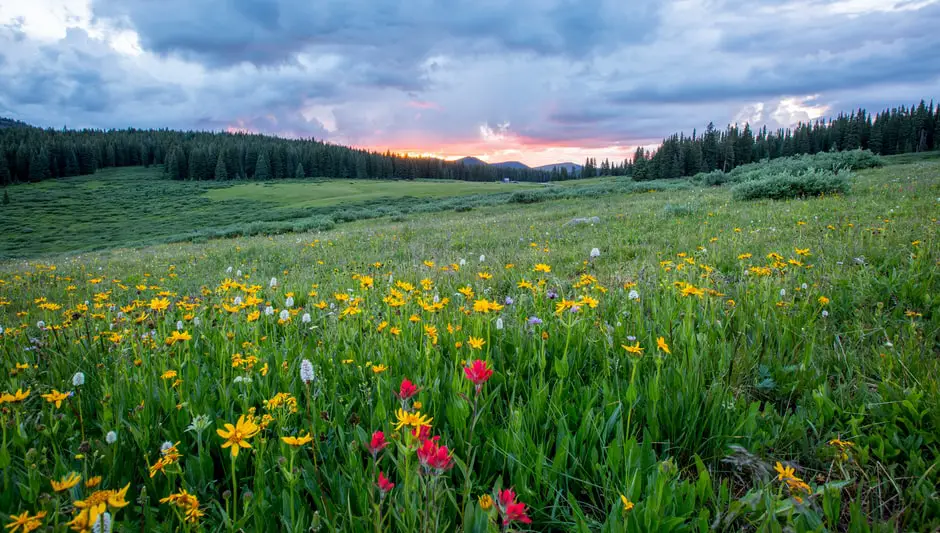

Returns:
564,216,600,227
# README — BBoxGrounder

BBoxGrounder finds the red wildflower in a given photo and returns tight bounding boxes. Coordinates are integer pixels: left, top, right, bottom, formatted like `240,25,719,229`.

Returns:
416,437,453,473
497,488,532,525
368,430,388,457
398,378,419,401
464,359,493,394
411,424,431,441
377,472,395,495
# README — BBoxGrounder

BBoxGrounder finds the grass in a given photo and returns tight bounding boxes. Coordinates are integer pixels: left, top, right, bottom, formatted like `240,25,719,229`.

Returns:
0,168,545,259
203,179,539,208
0,160,938,532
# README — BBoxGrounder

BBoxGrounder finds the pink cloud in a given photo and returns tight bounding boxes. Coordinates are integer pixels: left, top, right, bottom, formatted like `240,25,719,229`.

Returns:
407,100,442,110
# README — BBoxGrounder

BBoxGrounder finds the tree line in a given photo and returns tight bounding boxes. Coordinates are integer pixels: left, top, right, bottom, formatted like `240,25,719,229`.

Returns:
625,99,940,181
2,99,937,186
0,127,556,186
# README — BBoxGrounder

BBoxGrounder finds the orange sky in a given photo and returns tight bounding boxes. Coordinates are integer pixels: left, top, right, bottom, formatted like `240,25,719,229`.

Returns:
354,136,647,168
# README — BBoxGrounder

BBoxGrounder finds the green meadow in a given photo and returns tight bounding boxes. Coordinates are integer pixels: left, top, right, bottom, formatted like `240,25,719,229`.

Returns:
0,155,938,531
0,168,543,259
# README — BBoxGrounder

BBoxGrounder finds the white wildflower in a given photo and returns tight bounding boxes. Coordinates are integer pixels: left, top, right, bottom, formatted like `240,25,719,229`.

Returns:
264,306,274,316
590,248,601,258
37,320,46,329
234,296,243,306
160,441,174,453
285,296,294,308
279,309,290,321
495,318,504,330
270,277,278,288
301,313,311,323
194,316,201,327
236,269,242,277
779,289,786,297
72,372,85,387
300,359,315,384
628,290,640,301
479,255,485,263
105,431,117,444
226,266,233,274
821,310,829,318
176,320,184,331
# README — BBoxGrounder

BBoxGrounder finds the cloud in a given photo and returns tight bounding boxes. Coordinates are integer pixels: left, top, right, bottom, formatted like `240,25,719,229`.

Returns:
0,0,938,166
89,0,661,67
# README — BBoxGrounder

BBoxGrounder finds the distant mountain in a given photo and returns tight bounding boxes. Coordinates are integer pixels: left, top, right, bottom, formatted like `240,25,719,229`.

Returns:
491,161,529,169
535,162,582,173
454,156,488,166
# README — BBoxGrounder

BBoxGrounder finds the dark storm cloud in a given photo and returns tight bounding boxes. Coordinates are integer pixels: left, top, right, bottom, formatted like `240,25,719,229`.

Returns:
1,0,938,162
89,0,661,68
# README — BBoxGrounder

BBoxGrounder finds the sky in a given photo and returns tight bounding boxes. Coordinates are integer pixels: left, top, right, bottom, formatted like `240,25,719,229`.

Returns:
1,0,938,167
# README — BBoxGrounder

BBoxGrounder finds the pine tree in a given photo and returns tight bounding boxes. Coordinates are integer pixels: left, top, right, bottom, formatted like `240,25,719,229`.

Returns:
295,162,305,179
254,153,270,180
28,147,51,182
64,147,80,177
0,151,10,185
214,153,228,181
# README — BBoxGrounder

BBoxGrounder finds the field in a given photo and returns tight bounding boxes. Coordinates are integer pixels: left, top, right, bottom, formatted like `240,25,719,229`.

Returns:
0,158,938,531
203,180,541,208
0,168,544,259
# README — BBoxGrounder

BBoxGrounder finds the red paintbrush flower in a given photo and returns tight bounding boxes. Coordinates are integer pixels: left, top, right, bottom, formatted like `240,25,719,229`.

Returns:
497,488,532,524
368,430,388,457
411,424,431,441
377,472,395,495
416,437,453,473
398,378,419,401
504,502,532,524
463,359,493,394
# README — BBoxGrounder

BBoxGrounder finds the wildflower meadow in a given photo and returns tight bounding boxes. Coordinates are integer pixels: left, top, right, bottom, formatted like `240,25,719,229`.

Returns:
1,157,938,532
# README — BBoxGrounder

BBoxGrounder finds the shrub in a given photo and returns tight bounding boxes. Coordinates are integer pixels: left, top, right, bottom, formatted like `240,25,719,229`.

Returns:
690,170,730,186
509,190,550,204
731,169,850,201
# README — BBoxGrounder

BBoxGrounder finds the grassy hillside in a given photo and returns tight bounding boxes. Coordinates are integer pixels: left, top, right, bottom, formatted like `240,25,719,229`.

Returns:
0,159,937,531
203,179,539,208
0,167,546,258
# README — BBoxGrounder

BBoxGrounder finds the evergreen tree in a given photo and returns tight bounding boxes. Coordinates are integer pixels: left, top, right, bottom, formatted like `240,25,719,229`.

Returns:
254,153,270,180
28,147,51,182
63,147,80,177
214,153,228,181
0,151,10,185
295,162,305,179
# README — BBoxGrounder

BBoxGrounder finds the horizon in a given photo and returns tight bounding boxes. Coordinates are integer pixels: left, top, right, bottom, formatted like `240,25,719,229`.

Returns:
1,0,939,167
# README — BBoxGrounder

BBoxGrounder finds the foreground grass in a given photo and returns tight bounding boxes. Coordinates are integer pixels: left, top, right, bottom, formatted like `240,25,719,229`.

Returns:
0,161,938,531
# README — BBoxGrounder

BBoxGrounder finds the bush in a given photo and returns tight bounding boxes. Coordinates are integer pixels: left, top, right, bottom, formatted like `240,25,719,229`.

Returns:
731,169,850,201
509,190,551,204
690,170,730,186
